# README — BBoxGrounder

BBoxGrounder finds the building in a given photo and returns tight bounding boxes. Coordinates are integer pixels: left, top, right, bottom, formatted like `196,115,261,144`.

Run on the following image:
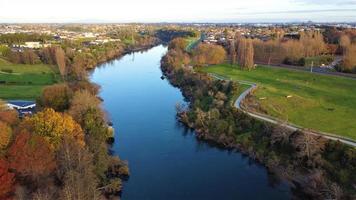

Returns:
7,100,36,117
22,42,42,49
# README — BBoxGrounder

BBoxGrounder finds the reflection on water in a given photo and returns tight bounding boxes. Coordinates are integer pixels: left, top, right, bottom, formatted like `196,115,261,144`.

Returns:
91,45,291,200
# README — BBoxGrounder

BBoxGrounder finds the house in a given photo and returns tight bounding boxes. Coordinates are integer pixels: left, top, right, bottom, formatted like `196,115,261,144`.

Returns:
22,42,42,49
6,100,36,117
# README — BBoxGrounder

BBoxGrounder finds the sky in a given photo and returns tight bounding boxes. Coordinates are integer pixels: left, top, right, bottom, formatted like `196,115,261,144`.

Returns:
1,0,356,23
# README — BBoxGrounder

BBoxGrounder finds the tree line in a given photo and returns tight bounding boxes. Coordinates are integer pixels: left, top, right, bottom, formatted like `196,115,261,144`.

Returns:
246,29,356,73
250,30,327,66
0,33,51,44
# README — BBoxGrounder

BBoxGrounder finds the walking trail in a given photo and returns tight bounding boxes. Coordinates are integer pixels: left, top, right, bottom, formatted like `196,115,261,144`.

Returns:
209,73,356,148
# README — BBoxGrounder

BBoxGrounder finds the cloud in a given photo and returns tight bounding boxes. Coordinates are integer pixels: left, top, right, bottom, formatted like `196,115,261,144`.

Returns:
293,0,356,5
237,8,356,15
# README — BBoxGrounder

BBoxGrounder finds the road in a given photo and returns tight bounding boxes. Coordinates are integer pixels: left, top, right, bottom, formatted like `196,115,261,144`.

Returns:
256,56,356,80
210,73,356,148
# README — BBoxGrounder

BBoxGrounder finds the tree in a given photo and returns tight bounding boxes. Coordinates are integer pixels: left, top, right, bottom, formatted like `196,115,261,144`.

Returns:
291,131,325,159
339,35,351,51
0,99,7,110
7,130,56,179
0,158,15,199
168,38,188,51
57,137,99,200
21,49,40,64
341,44,356,72
161,48,191,71
238,38,255,70
300,31,326,57
193,44,226,66
41,47,56,65
68,90,101,125
270,125,292,146
22,108,85,149
229,39,237,65
0,121,12,150
0,110,18,126
39,84,73,111
55,47,67,78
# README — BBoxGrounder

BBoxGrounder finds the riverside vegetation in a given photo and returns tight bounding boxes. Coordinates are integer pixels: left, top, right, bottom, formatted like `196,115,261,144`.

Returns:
161,37,356,199
0,28,160,199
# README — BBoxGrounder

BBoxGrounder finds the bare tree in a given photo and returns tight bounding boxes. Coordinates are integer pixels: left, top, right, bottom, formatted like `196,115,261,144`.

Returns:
55,47,67,78
238,38,255,70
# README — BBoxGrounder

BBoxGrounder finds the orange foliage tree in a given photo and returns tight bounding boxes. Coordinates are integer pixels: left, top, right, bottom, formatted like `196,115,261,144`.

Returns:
0,110,18,126
7,130,56,178
0,158,15,199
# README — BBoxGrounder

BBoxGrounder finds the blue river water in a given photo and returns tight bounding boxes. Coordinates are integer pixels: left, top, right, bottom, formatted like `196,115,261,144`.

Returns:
91,45,291,200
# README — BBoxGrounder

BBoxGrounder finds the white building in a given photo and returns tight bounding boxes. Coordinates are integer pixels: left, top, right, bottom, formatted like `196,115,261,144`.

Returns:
23,42,42,49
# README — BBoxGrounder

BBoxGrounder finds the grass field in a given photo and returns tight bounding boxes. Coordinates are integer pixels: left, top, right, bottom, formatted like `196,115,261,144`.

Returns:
203,64,356,140
0,58,61,100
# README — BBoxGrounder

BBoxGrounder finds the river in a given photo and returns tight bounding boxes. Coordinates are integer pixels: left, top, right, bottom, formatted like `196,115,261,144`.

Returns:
91,45,291,200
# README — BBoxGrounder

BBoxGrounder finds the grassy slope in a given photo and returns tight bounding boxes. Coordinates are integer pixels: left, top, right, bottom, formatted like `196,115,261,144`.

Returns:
0,58,60,100
185,36,201,52
203,64,356,140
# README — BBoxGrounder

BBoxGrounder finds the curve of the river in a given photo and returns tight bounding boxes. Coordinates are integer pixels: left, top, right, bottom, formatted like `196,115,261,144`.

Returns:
91,45,292,200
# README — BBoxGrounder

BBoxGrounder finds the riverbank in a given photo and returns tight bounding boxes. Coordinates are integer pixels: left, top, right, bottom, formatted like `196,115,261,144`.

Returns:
161,43,356,199
91,45,291,200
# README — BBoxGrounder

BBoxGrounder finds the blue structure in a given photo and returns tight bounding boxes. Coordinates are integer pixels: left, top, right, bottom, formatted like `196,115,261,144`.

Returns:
6,100,36,117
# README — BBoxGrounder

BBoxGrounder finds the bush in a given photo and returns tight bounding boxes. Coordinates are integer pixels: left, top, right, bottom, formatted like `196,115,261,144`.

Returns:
38,83,73,111
298,58,306,66
283,57,305,66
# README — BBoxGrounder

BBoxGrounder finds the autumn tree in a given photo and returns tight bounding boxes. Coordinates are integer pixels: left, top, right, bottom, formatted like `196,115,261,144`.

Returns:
168,37,188,51
161,48,191,72
238,38,255,70
282,40,305,64
0,121,12,150
0,110,18,126
193,43,226,66
339,35,351,51
55,47,67,78
300,31,327,57
68,90,101,125
229,39,237,65
22,108,85,149
39,83,73,111
0,158,15,199
7,130,56,179
22,49,40,64
341,44,356,72
41,47,56,65
253,39,286,64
